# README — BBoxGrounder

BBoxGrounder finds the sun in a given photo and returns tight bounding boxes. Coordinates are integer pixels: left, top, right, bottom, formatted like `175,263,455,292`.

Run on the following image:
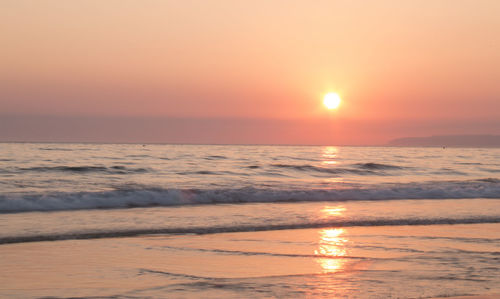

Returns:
323,93,341,110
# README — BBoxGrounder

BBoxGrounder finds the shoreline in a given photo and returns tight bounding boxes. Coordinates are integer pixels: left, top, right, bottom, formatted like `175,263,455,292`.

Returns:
1,224,498,298
432,295,500,299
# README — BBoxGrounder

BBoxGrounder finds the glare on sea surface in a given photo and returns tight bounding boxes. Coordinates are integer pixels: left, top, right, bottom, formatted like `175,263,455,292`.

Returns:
323,93,341,110
321,205,346,217
315,228,348,272
321,146,338,165
314,205,349,273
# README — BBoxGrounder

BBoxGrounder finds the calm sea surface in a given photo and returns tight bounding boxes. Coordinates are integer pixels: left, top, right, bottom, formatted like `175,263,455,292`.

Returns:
0,143,499,298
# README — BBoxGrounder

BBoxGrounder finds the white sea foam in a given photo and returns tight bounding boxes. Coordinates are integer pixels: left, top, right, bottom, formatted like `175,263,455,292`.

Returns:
1,179,499,213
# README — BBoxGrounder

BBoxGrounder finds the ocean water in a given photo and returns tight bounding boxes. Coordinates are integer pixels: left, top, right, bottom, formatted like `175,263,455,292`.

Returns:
1,143,500,213
0,143,499,298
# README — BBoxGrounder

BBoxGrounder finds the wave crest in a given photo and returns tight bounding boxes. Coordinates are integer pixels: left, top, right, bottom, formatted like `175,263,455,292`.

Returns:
19,165,148,174
1,179,499,213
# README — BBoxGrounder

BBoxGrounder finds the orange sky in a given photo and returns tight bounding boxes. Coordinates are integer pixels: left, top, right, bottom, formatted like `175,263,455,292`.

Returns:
1,0,499,145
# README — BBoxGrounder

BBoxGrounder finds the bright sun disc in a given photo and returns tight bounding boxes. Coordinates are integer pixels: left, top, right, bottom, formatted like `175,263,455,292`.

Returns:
323,93,341,110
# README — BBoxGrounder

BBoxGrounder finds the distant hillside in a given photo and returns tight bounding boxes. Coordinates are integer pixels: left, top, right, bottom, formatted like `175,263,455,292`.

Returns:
387,135,500,147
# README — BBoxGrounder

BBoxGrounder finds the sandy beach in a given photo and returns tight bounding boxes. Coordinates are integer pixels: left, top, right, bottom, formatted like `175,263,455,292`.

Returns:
1,223,498,298
433,295,500,299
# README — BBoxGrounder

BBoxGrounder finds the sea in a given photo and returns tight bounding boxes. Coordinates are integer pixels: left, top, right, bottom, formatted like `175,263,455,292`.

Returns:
0,143,499,298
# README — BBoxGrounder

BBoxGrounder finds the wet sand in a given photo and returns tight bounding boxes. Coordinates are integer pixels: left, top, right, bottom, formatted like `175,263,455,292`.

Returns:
433,295,500,299
1,223,499,298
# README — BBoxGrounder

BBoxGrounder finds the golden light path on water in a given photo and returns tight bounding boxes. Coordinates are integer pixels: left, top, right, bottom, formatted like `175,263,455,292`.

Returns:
315,206,348,273
316,147,348,273
321,146,344,185
321,146,339,166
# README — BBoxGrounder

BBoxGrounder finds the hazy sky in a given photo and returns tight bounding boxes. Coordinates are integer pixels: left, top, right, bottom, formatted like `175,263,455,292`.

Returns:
1,0,499,144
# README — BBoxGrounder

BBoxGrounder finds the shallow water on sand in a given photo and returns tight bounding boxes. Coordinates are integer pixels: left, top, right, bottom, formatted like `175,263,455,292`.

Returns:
0,200,499,298
1,223,498,298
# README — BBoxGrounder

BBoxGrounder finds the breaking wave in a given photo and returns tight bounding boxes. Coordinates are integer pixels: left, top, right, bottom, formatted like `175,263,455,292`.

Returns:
354,162,405,170
18,165,149,174
271,162,408,175
1,179,499,213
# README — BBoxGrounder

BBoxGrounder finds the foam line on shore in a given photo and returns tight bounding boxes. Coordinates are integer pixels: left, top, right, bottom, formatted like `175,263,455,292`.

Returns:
1,216,499,245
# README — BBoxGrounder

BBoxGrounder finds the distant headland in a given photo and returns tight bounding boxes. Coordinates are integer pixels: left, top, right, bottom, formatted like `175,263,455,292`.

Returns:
387,135,500,147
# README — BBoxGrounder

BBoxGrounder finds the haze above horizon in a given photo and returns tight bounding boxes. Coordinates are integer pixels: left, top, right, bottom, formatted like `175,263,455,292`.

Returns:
1,1,499,145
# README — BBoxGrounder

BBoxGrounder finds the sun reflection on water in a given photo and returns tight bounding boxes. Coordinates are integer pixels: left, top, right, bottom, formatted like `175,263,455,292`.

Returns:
315,228,348,273
315,205,349,273
320,146,347,188
321,206,346,217
321,146,338,166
